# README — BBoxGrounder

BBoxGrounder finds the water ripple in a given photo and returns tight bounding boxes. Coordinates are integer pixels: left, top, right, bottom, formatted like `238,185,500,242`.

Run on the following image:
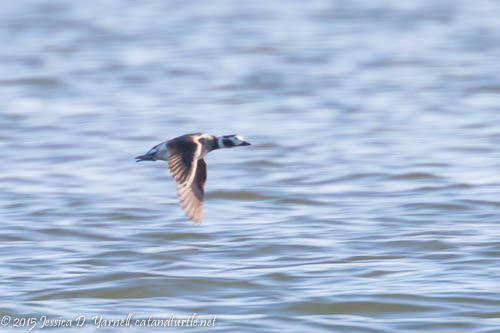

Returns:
1,0,500,332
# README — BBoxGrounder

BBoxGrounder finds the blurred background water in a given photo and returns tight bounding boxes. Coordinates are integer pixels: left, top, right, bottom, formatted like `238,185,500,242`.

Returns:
1,0,500,332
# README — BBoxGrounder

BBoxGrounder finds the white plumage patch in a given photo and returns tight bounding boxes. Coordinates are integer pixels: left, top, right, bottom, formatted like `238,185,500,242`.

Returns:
217,136,225,148
154,142,169,161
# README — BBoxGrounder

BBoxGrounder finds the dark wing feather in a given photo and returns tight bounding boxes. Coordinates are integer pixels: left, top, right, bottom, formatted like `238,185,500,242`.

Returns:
175,159,207,222
166,137,207,222
167,138,199,185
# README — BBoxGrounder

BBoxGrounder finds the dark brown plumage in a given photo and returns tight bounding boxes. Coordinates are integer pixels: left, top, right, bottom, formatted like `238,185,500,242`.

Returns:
167,137,205,222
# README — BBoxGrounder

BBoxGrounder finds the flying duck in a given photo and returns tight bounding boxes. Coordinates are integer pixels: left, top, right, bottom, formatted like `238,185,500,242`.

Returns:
136,133,251,222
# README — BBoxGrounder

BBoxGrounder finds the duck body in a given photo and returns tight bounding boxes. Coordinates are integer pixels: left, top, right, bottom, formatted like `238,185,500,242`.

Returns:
136,133,250,222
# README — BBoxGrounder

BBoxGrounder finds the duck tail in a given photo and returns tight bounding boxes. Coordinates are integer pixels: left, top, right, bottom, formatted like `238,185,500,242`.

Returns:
135,153,156,162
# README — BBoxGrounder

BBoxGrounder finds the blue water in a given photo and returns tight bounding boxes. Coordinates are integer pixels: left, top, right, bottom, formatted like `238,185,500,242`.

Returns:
1,1,500,332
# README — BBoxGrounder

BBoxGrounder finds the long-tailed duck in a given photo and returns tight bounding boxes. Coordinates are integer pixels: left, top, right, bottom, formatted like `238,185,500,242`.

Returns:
136,133,251,222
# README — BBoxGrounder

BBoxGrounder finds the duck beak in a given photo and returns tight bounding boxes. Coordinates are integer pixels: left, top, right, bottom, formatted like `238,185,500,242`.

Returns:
241,141,251,146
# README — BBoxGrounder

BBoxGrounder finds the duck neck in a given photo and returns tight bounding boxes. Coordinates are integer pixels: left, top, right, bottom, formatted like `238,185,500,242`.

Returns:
215,136,225,150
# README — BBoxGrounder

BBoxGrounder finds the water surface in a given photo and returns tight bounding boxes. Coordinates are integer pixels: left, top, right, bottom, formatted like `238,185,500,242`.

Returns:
1,1,500,332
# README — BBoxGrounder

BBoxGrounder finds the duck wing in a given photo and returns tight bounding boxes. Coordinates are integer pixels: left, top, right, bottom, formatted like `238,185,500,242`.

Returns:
167,137,207,222
175,159,206,222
